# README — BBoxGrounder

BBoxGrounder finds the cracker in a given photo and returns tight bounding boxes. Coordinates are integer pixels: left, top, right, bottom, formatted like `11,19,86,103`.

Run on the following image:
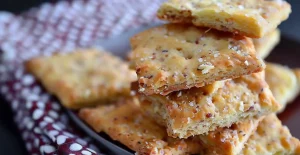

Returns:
79,98,203,155
130,24,264,95
253,29,280,59
200,117,263,155
157,0,291,38
140,72,281,138
241,114,300,155
265,63,299,111
25,49,137,109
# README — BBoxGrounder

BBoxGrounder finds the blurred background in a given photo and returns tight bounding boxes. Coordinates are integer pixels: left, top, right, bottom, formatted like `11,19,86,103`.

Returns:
0,0,299,154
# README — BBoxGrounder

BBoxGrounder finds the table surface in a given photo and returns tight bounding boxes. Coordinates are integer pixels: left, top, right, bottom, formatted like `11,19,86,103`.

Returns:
0,0,300,154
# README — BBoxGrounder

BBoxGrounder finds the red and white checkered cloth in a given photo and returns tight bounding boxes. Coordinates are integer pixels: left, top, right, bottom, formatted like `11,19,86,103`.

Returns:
0,0,164,154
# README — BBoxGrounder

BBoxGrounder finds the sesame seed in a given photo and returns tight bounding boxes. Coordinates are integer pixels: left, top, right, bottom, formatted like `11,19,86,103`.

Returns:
223,106,228,112
221,138,226,143
205,28,212,33
232,46,238,51
198,62,215,74
228,44,232,49
187,117,191,123
84,90,91,97
216,2,222,7
239,101,244,111
139,87,145,92
244,60,249,66
189,101,195,107
214,53,219,58
206,96,213,105
172,103,178,108
177,91,182,97
130,91,136,96
233,130,238,137
274,0,283,5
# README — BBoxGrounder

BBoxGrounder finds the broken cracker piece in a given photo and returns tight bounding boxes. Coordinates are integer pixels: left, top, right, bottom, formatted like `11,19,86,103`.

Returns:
140,72,280,138
200,117,263,155
253,29,280,59
25,49,137,109
79,98,203,155
242,114,300,155
265,63,299,111
157,0,291,38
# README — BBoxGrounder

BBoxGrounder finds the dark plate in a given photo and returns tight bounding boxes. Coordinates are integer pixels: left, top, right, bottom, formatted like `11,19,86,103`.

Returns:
66,25,300,154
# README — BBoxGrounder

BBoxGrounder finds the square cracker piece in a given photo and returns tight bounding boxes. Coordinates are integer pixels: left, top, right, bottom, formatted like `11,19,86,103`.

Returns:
131,24,264,95
79,98,203,155
241,114,300,155
25,49,137,109
157,0,291,38
199,117,263,155
253,29,280,59
265,63,300,112
139,72,281,138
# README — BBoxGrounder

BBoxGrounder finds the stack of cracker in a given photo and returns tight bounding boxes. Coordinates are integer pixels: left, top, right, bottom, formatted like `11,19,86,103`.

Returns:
31,0,298,154
114,0,299,154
